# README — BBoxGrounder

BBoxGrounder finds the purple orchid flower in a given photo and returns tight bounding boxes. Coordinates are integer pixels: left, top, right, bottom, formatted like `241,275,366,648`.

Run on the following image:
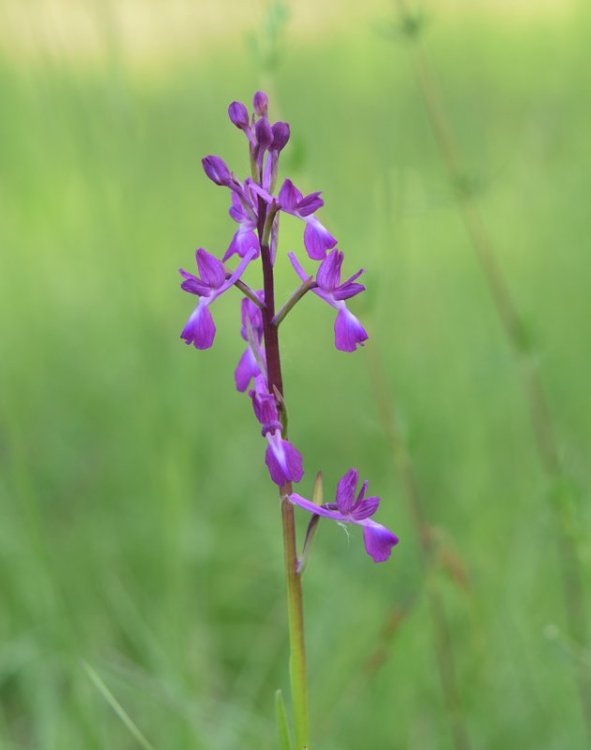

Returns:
180,247,256,349
250,376,303,486
235,293,266,392
224,181,260,262
277,179,337,260
289,469,398,563
289,249,369,352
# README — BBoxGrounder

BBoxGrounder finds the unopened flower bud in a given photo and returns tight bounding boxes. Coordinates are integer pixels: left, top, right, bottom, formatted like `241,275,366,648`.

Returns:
271,121,290,151
201,155,231,186
253,90,269,117
255,118,274,150
228,100,249,130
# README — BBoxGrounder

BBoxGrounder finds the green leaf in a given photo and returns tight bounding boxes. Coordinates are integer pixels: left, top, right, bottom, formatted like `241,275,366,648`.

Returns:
275,689,293,750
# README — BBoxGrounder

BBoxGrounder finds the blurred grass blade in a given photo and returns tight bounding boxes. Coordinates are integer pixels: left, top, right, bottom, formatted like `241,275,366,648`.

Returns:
83,661,157,750
275,689,293,750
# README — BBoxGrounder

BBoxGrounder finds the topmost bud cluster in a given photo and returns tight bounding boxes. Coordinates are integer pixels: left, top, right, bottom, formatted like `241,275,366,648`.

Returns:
228,91,290,193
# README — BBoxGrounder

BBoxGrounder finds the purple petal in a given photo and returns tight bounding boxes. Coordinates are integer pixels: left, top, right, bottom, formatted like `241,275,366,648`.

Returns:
288,493,346,522
196,248,226,289
202,155,231,186
361,521,399,563
271,121,290,151
297,192,324,217
248,181,275,205
288,252,308,283
179,269,211,296
265,436,304,486
180,302,216,350
235,348,260,392
278,179,303,214
228,100,249,129
351,497,380,521
240,296,263,340
224,227,260,261
334,307,368,352
212,248,258,302
250,385,279,428
253,90,268,117
303,218,337,260
316,250,343,292
335,468,359,514
333,282,365,301
229,192,249,223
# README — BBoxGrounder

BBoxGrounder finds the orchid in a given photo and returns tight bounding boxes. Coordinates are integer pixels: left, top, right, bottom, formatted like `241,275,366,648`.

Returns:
177,90,398,749
224,182,260,261
235,294,265,392
179,247,255,349
250,375,303,486
277,178,337,260
289,248,369,352
289,469,399,563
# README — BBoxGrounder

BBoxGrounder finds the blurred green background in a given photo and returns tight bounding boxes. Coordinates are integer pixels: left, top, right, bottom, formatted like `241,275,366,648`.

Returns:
1,0,591,747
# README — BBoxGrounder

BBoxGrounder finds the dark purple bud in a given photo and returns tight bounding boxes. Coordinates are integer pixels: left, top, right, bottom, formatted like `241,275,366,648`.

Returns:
255,118,274,150
202,155,231,186
271,121,290,151
253,90,269,117
228,100,250,130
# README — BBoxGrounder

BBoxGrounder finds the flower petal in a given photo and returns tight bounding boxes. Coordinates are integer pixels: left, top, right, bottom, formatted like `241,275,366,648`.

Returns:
303,217,337,260
265,436,304,486
296,192,324,217
335,468,359,514
180,301,216,349
351,497,380,521
179,269,211,296
288,494,346,521
333,282,365,301
224,227,260,261
278,179,303,214
334,307,368,352
196,248,226,289
316,249,343,292
235,348,260,392
361,520,399,563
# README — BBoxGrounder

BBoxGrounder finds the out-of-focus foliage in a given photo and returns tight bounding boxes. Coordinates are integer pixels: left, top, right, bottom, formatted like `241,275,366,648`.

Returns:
1,1,590,748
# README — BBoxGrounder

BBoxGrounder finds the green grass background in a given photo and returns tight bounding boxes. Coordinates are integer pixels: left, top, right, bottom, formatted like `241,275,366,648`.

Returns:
1,1,590,747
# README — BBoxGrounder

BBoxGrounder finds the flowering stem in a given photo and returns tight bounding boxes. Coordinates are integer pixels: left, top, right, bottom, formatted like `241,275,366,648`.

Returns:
394,1,591,737
258,196,310,750
273,277,316,327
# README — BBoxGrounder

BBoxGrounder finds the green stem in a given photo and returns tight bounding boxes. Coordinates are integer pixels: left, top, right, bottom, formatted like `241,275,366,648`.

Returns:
273,277,316,327
257,195,310,750
281,493,310,749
